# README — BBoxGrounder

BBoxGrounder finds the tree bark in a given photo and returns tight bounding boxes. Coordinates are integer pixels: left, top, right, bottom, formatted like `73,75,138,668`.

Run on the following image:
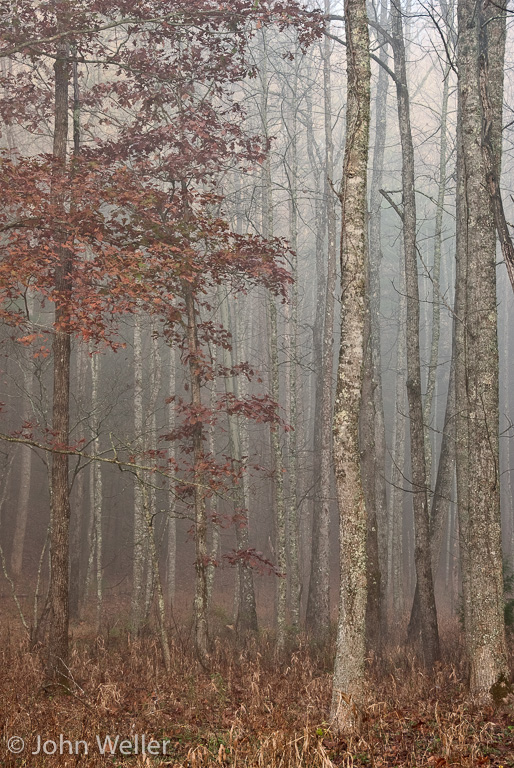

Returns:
131,312,145,633
185,287,209,662
90,351,103,633
455,0,508,698
167,344,177,611
390,0,440,667
48,41,72,681
388,246,407,618
284,56,300,631
408,62,455,634
219,289,258,634
330,0,370,734
361,0,389,647
259,32,287,650
11,300,35,580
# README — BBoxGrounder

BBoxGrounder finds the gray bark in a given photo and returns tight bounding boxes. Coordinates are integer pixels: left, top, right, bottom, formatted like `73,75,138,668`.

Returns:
455,0,508,698
390,0,440,667
331,0,370,734
305,2,337,641
361,0,389,647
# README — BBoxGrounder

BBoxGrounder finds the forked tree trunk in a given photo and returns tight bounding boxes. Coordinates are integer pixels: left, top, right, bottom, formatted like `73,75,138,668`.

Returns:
390,0,440,667
408,60,455,634
361,0,389,647
330,0,370,734
455,0,508,699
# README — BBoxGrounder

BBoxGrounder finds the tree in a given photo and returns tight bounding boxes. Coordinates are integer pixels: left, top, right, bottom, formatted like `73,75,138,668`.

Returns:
330,0,370,734
306,0,337,643
455,0,509,698
360,0,389,646
390,0,440,667
0,0,321,671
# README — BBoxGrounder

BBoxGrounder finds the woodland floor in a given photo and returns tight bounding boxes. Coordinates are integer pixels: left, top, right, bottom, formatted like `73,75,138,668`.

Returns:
0,610,513,768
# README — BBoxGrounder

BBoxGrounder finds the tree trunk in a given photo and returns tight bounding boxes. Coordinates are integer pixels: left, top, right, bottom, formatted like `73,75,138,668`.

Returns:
330,0,370,734
69,345,86,619
219,289,258,634
185,287,209,662
391,0,440,667
388,247,407,618
48,41,72,681
284,57,300,631
408,66,455,632
131,312,145,633
455,0,508,698
260,33,287,650
11,299,34,580
90,351,103,633
361,0,389,647
167,344,177,611
305,1,337,641
423,66,451,489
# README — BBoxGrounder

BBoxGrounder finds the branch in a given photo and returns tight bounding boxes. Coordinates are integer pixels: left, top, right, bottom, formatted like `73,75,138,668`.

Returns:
0,217,41,233
0,8,313,59
328,13,395,47
324,30,398,84
417,1,457,76
479,53,514,294
379,188,404,220
0,431,179,481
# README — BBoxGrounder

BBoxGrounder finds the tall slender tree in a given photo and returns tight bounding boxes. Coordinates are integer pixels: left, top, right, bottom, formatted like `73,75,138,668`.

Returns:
306,0,337,642
390,0,440,666
331,0,370,734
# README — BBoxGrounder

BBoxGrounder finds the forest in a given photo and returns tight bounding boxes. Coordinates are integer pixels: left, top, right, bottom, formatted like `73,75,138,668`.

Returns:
1,0,514,765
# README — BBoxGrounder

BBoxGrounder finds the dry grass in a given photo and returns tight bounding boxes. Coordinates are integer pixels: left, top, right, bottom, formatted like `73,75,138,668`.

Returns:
0,618,513,767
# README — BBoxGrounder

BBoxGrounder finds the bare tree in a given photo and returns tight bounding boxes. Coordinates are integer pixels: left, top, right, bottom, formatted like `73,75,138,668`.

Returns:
390,0,440,667
331,0,370,734
306,0,337,643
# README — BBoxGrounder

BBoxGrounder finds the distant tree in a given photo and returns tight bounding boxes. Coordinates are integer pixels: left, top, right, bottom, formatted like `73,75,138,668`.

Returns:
389,0,440,667
306,0,337,643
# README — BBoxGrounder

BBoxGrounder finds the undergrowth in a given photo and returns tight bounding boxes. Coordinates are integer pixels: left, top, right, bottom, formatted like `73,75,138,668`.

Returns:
0,620,513,767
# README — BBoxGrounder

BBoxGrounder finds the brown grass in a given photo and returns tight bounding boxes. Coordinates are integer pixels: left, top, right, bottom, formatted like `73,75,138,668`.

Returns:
0,618,513,767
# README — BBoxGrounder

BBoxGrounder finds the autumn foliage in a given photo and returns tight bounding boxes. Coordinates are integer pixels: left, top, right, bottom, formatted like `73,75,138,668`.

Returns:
0,0,321,473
